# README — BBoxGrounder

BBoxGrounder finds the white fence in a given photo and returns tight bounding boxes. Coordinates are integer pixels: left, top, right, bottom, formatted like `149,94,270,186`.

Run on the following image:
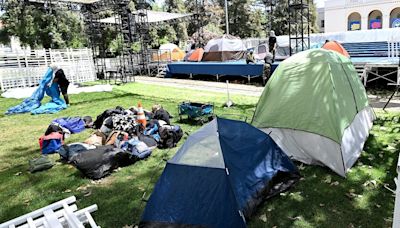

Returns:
0,48,96,91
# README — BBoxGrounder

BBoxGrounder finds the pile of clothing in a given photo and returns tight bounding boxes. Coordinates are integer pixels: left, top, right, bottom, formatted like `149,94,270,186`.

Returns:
36,104,183,180
91,105,183,151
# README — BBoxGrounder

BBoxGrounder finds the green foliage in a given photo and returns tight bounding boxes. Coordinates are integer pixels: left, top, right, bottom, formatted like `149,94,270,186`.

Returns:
224,0,267,38
269,0,319,36
0,0,320,50
148,24,177,48
0,0,87,48
0,29,11,45
109,34,123,55
308,1,320,33
269,0,289,36
164,0,188,44
249,8,267,38
131,42,141,52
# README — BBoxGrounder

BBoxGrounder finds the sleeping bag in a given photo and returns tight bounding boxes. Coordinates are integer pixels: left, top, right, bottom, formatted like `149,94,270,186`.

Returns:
59,143,96,161
52,117,86,134
70,145,127,179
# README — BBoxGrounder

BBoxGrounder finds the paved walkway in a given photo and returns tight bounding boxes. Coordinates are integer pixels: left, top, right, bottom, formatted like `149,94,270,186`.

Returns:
135,76,400,112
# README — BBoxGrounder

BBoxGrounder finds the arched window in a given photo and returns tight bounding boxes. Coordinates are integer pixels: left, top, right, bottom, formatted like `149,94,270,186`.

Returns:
348,12,361,31
390,7,400,28
368,10,383,29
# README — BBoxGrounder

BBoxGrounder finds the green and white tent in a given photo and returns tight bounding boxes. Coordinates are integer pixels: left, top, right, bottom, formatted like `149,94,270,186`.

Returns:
252,49,375,177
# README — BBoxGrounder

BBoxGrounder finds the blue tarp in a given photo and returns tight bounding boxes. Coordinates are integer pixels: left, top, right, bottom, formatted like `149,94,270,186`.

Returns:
167,61,264,78
140,118,299,228
6,68,67,115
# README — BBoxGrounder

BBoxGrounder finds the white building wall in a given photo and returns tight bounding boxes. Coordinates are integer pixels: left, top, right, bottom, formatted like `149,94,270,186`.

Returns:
325,0,400,33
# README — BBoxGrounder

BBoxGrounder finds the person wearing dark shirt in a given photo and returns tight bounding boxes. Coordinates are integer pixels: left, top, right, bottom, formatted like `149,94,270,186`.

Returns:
53,69,70,105
269,30,277,62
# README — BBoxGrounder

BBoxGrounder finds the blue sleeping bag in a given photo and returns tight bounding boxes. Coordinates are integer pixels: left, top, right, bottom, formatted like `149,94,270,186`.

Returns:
52,117,85,134
6,68,67,115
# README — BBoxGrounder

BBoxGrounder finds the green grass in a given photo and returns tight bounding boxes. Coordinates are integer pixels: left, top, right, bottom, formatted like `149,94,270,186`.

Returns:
0,82,399,227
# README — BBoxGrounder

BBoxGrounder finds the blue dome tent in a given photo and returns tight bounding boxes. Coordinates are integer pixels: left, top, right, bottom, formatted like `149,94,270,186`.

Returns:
140,118,300,228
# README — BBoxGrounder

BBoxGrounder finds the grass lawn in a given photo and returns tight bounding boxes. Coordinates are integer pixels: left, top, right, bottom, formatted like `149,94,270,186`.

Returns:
0,82,399,228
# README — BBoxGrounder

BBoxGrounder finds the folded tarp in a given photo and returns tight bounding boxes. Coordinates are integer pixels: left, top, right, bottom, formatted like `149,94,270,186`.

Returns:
6,68,67,115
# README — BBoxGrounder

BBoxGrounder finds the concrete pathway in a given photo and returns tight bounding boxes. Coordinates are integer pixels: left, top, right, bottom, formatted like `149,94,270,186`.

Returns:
135,76,400,112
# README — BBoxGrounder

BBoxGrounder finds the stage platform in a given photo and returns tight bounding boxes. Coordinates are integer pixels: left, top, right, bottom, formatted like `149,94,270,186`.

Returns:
351,57,400,87
166,60,266,82
166,57,398,86
351,57,398,65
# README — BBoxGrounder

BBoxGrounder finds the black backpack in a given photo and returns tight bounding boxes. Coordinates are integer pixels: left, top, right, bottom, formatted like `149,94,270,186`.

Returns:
158,125,183,149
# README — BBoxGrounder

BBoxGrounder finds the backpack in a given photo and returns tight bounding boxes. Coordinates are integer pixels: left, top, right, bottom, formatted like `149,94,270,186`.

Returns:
39,132,64,154
158,125,183,149
29,156,54,173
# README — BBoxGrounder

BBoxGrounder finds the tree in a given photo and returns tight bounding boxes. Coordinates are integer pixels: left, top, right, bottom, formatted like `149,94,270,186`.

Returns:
212,0,267,38
0,0,86,48
268,0,319,36
164,0,188,44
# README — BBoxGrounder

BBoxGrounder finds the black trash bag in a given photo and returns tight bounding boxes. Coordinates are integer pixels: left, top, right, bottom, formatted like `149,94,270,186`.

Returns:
70,145,132,179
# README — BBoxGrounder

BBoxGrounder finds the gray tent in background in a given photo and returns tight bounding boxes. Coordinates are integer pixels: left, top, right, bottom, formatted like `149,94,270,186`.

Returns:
202,35,247,61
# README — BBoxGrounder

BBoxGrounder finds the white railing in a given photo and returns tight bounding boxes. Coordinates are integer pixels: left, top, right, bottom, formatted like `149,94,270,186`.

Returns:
0,196,99,228
0,48,96,91
388,40,400,60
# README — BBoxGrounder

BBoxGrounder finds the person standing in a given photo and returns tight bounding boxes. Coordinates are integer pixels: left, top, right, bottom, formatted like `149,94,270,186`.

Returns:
51,66,70,105
263,53,273,85
269,30,277,62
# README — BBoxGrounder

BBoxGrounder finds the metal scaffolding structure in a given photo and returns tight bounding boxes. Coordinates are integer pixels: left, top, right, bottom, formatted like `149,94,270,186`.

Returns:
135,0,151,75
81,0,137,84
288,0,310,56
